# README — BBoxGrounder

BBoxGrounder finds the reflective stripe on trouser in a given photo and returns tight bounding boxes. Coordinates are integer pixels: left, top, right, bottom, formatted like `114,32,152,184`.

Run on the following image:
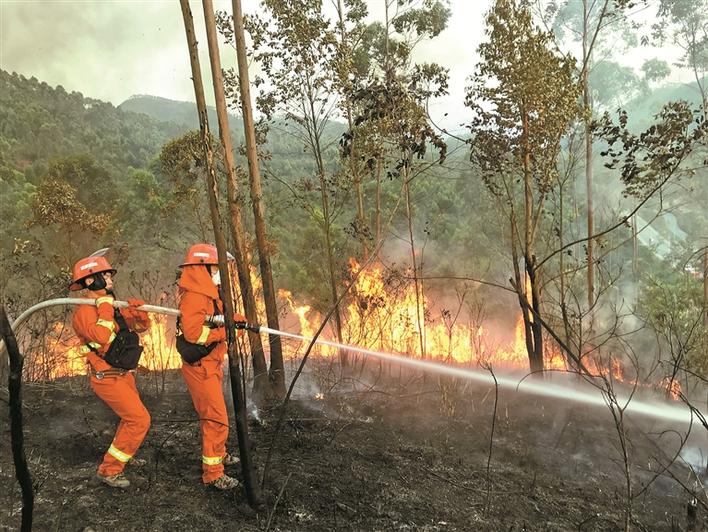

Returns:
202,455,224,465
181,362,229,483
91,372,151,477
108,444,132,463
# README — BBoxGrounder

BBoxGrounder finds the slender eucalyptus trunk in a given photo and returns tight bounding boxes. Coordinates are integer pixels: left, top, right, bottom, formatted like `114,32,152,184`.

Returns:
701,246,708,364
510,213,534,368
404,169,426,359
522,111,544,373
336,0,368,260
231,0,286,397
583,0,595,312
303,81,346,366
203,0,271,403
181,0,260,506
375,158,382,243
317,161,346,365
558,183,573,363
632,215,638,276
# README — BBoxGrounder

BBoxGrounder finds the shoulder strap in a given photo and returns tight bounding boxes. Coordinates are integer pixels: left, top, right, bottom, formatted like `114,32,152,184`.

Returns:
113,307,129,332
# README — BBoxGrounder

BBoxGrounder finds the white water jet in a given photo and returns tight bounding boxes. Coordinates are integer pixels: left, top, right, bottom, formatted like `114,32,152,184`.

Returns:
262,327,706,426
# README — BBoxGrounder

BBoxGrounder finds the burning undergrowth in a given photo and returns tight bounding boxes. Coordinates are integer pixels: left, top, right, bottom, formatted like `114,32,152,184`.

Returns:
16,258,689,405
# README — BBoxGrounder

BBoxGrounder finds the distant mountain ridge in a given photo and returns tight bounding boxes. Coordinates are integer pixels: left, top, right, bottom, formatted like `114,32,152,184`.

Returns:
0,70,183,175
118,94,241,133
119,77,705,141
117,93,349,159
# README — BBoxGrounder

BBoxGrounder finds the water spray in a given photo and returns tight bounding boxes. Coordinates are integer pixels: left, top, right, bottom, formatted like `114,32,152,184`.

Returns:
6,298,706,426
256,327,704,426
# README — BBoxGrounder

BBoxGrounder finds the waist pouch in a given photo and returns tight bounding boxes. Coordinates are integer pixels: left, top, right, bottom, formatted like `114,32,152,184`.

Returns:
176,299,220,365
90,308,144,370
104,329,143,370
176,334,217,365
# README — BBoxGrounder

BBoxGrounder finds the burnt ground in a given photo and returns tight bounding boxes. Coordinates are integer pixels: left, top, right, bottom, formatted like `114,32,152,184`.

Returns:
1,365,706,532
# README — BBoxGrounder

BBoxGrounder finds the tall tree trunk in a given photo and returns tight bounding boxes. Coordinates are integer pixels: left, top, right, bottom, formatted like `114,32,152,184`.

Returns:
521,111,543,373
231,0,286,398
558,183,574,364
702,246,708,364
181,0,261,506
0,306,34,532
404,170,426,359
317,163,346,366
375,158,382,244
510,213,535,369
305,84,346,366
527,258,544,373
632,215,638,277
202,0,271,403
336,0,368,260
583,0,595,311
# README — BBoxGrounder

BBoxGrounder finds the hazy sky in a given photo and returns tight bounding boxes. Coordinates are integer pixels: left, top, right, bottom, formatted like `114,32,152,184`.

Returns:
0,0,689,132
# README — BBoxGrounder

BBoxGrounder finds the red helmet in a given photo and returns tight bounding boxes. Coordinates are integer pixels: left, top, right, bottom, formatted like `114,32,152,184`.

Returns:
69,256,116,291
180,243,234,267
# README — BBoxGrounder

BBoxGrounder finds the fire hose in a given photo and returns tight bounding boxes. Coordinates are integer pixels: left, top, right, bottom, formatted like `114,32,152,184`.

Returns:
9,297,264,331
1,298,261,377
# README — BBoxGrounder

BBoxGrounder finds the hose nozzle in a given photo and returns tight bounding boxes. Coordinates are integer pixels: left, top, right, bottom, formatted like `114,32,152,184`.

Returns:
234,321,260,333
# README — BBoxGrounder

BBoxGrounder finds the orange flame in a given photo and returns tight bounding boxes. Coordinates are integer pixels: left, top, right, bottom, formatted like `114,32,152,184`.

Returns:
662,377,682,400
277,259,567,370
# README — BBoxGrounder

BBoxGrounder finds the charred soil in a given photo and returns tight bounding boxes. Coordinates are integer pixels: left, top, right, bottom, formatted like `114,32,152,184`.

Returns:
1,367,706,531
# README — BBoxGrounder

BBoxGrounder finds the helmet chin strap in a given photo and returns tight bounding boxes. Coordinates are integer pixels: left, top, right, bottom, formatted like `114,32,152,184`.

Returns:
86,272,107,292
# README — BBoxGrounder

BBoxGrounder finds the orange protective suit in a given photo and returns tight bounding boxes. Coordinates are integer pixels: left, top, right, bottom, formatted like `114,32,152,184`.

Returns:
72,297,151,476
178,265,230,483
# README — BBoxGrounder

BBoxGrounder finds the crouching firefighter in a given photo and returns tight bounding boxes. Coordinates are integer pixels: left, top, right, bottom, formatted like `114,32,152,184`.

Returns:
176,243,246,490
69,253,151,489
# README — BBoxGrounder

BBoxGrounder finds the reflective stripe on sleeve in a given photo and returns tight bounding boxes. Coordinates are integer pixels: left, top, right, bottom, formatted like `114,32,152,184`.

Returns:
95,296,114,307
107,444,132,463
96,319,115,332
202,455,224,465
196,326,211,345
80,342,102,354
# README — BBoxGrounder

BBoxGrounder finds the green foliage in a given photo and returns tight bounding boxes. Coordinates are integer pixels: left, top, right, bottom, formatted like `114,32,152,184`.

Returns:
30,179,110,234
352,68,448,168
0,71,181,174
595,101,707,197
642,58,672,84
638,265,707,375
466,0,580,197
391,1,450,39
589,61,641,108
653,0,708,81
549,0,639,57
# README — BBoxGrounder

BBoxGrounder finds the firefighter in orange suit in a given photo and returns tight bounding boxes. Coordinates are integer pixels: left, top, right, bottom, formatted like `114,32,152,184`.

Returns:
69,254,151,489
177,243,245,490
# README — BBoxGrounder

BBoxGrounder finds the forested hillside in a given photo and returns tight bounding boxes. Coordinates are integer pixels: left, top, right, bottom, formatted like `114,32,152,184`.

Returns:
0,69,503,320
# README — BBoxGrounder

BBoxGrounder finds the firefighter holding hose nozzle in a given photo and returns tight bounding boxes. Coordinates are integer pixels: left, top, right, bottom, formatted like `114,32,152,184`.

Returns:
176,243,246,490
69,252,152,489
